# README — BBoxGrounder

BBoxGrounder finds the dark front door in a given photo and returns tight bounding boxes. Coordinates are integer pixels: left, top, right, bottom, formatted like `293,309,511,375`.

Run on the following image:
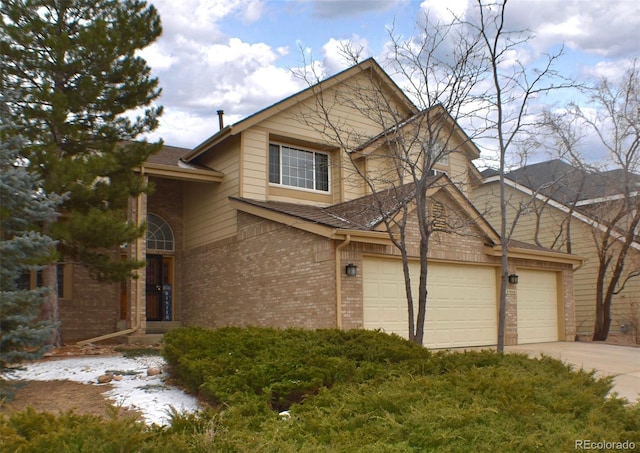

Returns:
146,254,163,321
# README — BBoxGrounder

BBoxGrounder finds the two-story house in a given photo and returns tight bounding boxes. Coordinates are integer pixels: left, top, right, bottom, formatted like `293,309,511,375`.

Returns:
473,159,640,341
63,59,582,348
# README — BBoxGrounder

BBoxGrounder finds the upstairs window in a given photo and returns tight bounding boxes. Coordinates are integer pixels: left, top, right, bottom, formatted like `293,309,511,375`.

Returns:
269,143,329,192
423,141,449,165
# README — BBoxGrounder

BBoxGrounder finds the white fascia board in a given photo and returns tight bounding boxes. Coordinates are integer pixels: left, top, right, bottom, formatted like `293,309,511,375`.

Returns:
575,191,640,207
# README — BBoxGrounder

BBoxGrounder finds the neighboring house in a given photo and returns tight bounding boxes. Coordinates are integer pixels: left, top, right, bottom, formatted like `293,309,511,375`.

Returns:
61,59,582,348
473,159,640,340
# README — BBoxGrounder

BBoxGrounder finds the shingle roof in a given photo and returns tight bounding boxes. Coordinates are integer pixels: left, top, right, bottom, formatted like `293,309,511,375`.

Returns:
146,144,219,172
231,182,424,231
146,144,190,166
488,159,640,204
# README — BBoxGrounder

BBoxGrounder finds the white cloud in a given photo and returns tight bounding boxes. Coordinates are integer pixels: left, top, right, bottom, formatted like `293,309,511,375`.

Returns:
503,0,640,58
583,59,637,82
137,2,304,147
136,43,177,70
322,35,370,74
241,0,265,23
419,0,468,22
138,0,638,151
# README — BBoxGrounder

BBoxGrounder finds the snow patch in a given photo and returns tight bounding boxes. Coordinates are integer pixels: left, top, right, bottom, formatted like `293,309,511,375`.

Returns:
7,355,201,426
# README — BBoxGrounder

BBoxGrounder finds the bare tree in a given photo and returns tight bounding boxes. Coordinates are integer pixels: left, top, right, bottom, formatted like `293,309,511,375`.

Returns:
465,0,577,351
293,13,486,344
543,61,640,341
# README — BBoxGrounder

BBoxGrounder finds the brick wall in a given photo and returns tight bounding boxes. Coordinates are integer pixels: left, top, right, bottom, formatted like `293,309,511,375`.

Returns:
59,263,120,342
181,212,337,329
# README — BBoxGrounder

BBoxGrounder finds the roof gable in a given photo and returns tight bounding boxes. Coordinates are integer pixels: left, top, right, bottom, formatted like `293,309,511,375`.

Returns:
353,104,481,161
183,58,418,162
138,144,223,182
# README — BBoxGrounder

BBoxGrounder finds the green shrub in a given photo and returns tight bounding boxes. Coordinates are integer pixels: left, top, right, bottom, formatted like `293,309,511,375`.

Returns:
162,327,431,410
4,328,639,451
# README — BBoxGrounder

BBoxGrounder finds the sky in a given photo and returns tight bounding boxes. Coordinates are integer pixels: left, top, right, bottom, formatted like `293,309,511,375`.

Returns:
140,0,640,163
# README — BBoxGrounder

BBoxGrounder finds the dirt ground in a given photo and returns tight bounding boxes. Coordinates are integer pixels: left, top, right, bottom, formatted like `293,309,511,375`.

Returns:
0,344,151,420
0,380,143,420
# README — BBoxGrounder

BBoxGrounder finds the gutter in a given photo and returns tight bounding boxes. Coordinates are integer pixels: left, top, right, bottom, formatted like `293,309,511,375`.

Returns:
484,244,586,269
334,229,391,245
77,171,146,345
334,235,352,329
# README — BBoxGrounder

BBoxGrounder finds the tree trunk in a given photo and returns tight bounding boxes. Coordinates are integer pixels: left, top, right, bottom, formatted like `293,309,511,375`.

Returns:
592,300,611,341
592,268,609,341
41,263,62,346
401,251,416,342
414,232,430,346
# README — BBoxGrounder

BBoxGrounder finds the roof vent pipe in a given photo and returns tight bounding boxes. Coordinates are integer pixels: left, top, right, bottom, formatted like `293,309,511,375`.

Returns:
217,110,224,130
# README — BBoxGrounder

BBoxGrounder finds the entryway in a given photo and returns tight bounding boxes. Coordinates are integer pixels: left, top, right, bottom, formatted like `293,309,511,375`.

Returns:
145,254,173,321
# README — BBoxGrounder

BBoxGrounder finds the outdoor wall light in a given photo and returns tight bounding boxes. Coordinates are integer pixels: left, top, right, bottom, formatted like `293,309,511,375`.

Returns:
508,274,519,284
345,263,358,277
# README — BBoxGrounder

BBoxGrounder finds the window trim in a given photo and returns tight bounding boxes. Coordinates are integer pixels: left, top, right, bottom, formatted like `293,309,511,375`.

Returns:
422,141,449,166
146,213,175,252
268,142,331,193
17,263,72,300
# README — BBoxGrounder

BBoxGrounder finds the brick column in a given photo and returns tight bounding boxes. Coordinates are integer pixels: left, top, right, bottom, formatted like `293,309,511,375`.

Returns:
127,189,147,334
504,265,518,346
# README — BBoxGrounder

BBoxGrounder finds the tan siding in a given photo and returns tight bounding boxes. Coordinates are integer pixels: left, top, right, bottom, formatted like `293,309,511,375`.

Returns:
447,152,471,194
242,129,268,200
184,136,240,248
342,153,366,201
260,100,384,145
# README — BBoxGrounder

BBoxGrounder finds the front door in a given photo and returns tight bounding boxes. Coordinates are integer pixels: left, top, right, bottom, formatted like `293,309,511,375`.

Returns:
146,254,163,321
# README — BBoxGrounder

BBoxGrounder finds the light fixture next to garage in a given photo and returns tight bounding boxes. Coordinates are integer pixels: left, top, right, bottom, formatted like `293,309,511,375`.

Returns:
508,273,519,284
345,263,358,277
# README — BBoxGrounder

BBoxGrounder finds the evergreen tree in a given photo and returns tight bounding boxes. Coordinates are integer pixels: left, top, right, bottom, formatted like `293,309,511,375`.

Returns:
0,0,164,343
0,102,62,371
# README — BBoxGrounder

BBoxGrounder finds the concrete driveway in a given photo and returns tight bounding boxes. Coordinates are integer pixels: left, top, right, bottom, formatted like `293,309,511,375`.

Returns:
505,342,640,404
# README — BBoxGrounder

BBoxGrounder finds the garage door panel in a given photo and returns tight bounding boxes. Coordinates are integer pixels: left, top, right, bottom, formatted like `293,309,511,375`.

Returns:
517,269,558,344
363,258,497,348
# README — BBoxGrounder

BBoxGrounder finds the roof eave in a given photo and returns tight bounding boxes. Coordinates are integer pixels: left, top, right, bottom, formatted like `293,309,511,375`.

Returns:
485,244,586,267
334,229,393,245
183,125,234,162
137,162,223,183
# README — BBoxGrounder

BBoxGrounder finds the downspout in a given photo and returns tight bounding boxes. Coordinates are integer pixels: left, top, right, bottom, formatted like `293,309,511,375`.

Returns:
77,170,145,345
334,234,351,330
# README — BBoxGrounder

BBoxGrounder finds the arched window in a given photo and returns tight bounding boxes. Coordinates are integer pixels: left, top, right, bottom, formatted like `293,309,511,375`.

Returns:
146,213,174,251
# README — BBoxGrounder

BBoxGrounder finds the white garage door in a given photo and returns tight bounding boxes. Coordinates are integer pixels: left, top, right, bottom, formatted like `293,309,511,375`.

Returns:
517,269,558,344
363,258,497,348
